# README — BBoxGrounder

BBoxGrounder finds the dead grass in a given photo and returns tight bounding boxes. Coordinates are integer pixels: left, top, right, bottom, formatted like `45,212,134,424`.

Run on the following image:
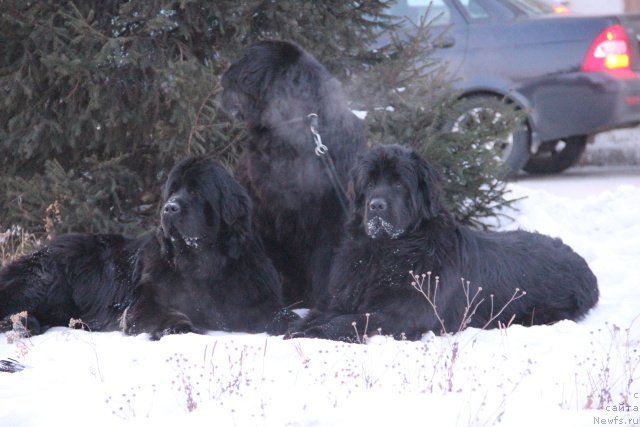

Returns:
0,226,41,266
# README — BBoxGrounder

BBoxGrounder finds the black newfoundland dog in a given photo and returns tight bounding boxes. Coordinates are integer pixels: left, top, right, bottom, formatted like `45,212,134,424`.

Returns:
289,145,599,341
221,40,367,308
0,157,294,340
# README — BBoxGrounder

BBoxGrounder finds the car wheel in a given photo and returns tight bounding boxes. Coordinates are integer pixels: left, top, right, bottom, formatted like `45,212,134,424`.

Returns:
449,96,530,177
523,136,587,174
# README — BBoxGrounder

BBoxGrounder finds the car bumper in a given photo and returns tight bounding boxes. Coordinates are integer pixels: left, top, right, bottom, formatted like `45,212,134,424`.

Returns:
519,71,640,143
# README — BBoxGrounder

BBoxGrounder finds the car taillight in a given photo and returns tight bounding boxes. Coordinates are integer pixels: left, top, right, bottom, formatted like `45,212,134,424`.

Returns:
552,5,570,14
581,24,634,78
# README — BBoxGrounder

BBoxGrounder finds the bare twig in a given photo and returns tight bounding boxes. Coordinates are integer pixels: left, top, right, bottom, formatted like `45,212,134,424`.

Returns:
409,270,448,335
409,270,527,335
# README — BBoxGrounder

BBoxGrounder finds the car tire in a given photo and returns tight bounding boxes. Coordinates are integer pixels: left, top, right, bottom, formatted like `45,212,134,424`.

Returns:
448,96,531,178
523,136,587,174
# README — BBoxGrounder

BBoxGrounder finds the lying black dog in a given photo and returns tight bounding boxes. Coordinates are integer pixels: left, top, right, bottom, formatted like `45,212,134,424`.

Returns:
0,157,295,339
289,145,599,341
221,40,367,308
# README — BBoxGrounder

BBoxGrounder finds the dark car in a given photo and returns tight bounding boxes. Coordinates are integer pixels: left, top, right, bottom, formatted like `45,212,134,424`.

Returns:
389,0,640,174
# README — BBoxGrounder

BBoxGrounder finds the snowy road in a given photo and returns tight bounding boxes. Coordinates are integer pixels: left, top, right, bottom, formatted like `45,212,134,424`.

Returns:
514,164,640,198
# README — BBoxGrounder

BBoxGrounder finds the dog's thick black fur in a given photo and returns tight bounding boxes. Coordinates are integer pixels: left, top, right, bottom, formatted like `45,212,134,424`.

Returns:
289,145,599,341
221,40,367,308
0,157,295,339
0,234,139,335
124,157,295,338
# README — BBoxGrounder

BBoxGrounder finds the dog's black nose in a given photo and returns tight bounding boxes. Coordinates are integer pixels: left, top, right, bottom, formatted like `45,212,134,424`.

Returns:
163,201,180,215
368,197,388,212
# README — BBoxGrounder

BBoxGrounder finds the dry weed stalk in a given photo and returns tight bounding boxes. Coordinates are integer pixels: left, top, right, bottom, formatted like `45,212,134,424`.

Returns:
4,311,32,360
409,270,526,335
0,227,40,265
351,313,372,344
69,317,89,330
581,318,640,410
44,199,64,240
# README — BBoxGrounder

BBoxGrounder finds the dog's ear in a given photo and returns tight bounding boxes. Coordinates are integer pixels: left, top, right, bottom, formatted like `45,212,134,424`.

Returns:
225,47,270,98
262,55,325,126
225,41,304,104
218,177,252,259
344,161,367,235
348,162,364,207
413,152,442,219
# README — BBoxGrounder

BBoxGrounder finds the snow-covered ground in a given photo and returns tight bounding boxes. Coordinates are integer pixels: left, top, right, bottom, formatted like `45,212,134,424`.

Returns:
1,167,640,427
581,126,640,167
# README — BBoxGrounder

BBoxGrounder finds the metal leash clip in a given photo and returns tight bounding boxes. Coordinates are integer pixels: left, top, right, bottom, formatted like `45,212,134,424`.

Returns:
307,113,328,156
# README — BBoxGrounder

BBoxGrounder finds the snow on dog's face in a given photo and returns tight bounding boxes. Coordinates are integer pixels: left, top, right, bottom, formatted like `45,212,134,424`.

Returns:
160,157,251,258
348,145,442,239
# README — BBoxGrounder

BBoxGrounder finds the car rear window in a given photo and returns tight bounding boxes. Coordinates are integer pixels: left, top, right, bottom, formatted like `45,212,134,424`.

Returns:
456,0,554,18
391,0,452,26
459,0,490,19
500,0,554,15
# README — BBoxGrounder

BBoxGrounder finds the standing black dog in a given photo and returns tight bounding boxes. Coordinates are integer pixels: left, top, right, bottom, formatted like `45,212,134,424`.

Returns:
221,40,367,308
289,145,599,341
0,157,294,339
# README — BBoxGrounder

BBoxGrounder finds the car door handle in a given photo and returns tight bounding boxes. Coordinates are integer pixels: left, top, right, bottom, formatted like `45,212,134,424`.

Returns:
432,36,455,48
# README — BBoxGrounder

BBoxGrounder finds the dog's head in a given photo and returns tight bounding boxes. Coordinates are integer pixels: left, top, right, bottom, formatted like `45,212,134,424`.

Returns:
348,144,443,240
160,157,251,258
220,40,345,130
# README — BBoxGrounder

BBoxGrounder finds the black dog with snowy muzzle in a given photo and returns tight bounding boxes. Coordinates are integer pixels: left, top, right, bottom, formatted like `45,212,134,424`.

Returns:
289,144,599,342
0,157,296,341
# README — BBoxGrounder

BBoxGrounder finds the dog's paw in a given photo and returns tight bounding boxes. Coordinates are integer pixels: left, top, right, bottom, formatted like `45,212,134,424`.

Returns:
267,308,302,335
149,312,195,340
283,325,328,340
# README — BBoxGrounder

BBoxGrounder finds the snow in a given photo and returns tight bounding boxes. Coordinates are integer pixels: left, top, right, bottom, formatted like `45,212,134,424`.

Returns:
366,216,404,239
2,171,640,427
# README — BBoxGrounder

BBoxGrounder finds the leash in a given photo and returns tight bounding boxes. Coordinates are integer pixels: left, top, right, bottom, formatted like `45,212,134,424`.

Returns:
306,113,350,216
